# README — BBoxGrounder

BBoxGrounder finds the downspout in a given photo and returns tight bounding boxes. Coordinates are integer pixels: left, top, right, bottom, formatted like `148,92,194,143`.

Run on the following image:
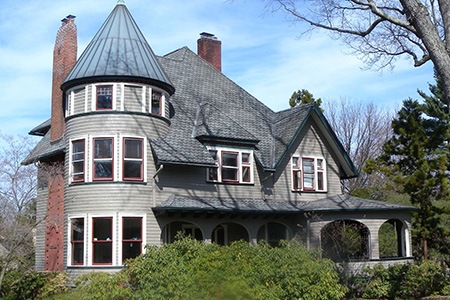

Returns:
304,212,310,250
152,165,164,207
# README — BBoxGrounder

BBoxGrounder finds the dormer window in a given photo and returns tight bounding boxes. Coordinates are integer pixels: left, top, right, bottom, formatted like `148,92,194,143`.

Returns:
207,147,253,184
96,85,113,110
291,155,326,192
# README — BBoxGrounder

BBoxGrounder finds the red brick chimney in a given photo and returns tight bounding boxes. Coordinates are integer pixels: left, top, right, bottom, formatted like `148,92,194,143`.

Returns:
51,15,77,142
197,32,221,72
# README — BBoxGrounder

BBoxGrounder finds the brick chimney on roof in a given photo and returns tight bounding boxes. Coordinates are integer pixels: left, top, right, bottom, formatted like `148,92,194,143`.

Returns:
197,32,221,72
50,15,77,142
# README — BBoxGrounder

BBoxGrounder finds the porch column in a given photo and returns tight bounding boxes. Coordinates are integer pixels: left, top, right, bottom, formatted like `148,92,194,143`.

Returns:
369,225,380,260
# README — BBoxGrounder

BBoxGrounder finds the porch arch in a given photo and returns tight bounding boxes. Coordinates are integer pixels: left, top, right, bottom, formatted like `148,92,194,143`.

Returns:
320,219,370,261
161,221,203,243
257,222,291,247
211,222,249,245
379,218,409,258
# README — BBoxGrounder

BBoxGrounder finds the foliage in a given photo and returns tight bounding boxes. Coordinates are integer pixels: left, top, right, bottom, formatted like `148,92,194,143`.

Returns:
360,261,450,299
289,89,322,108
0,270,68,300
74,272,133,300
125,237,347,300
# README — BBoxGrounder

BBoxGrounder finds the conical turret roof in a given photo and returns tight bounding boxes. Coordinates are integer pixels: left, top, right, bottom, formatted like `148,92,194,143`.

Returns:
62,2,174,94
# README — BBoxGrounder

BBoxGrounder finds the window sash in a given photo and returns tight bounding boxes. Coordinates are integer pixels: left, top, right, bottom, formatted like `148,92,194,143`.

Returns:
292,156,326,192
123,138,143,181
92,217,113,265
151,91,162,115
122,217,142,262
71,140,85,182
93,138,114,181
96,85,113,110
71,218,84,265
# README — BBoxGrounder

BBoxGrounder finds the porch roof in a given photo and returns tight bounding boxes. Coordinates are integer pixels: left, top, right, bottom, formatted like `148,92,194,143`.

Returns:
153,194,416,216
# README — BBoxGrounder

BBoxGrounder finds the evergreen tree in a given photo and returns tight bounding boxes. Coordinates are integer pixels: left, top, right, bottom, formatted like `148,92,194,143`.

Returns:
289,89,322,108
378,98,449,260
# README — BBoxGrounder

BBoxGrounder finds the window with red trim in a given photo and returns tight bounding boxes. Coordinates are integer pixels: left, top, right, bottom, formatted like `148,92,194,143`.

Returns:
70,218,84,265
92,217,113,265
122,217,142,262
123,138,143,181
93,138,113,181
96,85,113,110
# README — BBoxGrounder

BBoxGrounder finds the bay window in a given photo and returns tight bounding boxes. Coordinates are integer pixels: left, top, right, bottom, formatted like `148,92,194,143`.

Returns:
291,155,326,192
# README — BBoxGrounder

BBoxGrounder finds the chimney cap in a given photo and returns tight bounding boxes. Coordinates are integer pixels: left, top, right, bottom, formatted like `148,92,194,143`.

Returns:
62,15,76,23
200,32,217,39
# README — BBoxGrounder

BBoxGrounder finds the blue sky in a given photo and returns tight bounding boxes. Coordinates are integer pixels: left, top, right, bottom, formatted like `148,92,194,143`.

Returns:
0,0,435,141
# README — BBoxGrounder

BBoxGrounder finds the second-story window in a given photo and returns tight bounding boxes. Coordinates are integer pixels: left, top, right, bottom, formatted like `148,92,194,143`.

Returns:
96,85,113,110
93,138,114,181
291,155,327,192
123,138,143,181
71,139,85,183
207,147,253,184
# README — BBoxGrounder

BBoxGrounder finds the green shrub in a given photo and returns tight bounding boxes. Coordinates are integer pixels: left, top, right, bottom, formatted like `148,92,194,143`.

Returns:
126,238,347,300
74,271,133,300
362,261,450,299
1,270,69,300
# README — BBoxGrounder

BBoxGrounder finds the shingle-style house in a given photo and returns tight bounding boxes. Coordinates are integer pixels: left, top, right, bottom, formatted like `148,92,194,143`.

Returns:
24,2,415,278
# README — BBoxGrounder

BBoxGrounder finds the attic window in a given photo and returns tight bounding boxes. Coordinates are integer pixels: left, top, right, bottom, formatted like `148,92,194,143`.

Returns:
291,155,326,192
207,147,253,184
96,85,113,110
151,91,162,115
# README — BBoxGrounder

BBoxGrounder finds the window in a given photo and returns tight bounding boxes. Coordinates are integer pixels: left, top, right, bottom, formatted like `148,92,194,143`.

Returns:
71,139,85,182
291,156,326,191
122,217,142,262
96,85,113,110
207,147,253,184
151,91,162,115
93,138,113,181
123,138,143,181
92,217,113,265
70,218,84,265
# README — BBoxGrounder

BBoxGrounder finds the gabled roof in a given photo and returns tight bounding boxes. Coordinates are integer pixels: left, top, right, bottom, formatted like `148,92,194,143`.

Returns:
62,2,174,94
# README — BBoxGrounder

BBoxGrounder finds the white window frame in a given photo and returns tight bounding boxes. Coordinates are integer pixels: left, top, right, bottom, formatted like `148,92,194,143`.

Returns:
93,83,116,111
120,136,146,182
206,146,254,184
149,88,166,117
69,138,86,184
291,155,327,192
92,136,115,182
118,213,146,265
67,215,87,266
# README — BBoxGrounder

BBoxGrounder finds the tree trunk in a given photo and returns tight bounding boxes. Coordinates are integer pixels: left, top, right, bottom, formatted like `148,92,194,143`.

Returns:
401,0,450,107
423,238,428,260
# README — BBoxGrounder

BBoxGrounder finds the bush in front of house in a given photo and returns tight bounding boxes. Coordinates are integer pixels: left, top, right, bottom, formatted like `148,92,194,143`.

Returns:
0,270,69,300
124,238,347,300
360,260,450,299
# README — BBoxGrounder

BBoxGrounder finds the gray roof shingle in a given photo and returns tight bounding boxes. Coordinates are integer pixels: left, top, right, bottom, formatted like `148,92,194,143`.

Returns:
153,194,416,214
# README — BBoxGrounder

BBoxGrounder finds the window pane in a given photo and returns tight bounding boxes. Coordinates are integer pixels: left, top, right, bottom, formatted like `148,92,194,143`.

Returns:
94,161,113,178
293,170,301,190
93,218,112,241
73,140,84,153
242,152,250,164
93,243,112,264
292,157,299,168
72,218,84,241
208,168,218,181
124,161,141,178
152,92,161,114
123,242,142,261
94,139,112,159
317,172,324,190
125,139,142,159
97,86,112,109
222,152,238,167
303,160,314,173
72,243,84,264
304,174,314,189
222,168,238,181
242,166,250,182
123,218,142,240
73,161,84,174
72,140,84,182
